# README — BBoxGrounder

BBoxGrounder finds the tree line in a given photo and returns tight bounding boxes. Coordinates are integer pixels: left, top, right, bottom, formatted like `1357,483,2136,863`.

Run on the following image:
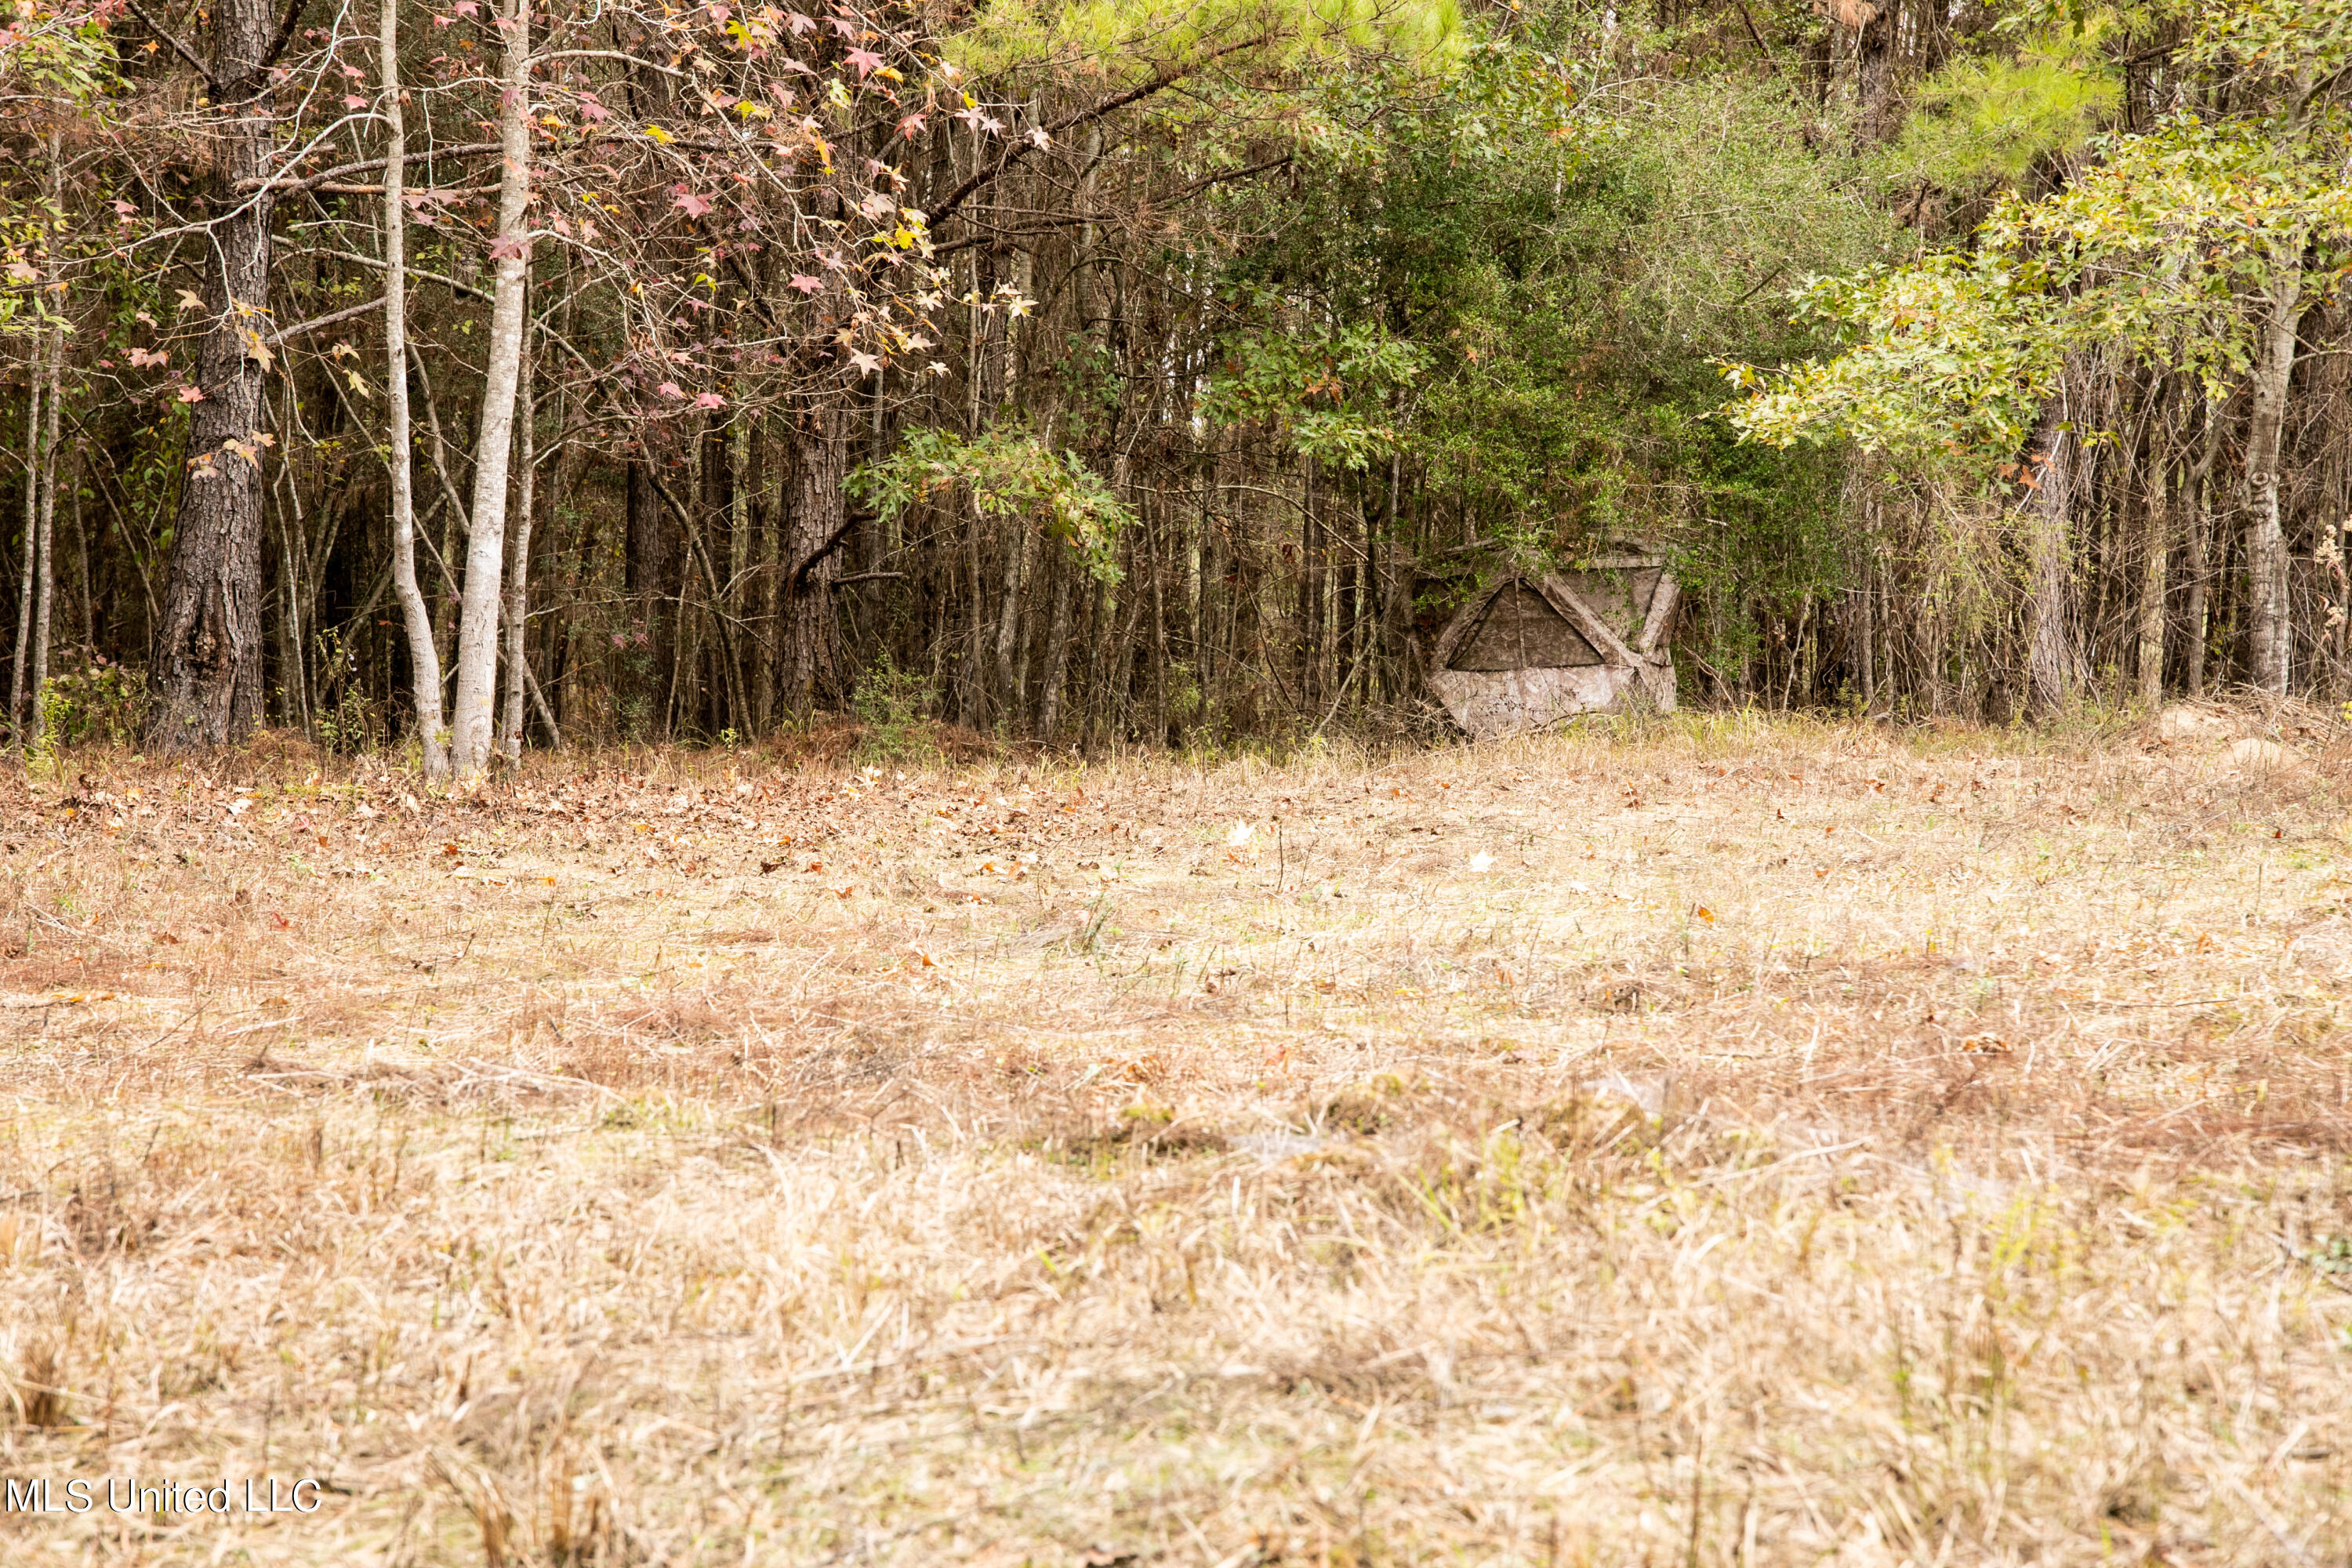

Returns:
3,0,2349,776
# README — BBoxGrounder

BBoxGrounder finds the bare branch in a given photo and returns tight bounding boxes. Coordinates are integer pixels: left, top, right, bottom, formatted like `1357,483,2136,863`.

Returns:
234,142,503,195
122,0,216,88
930,154,1295,259
269,294,390,345
538,49,689,78
261,0,308,71
927,38,1271,233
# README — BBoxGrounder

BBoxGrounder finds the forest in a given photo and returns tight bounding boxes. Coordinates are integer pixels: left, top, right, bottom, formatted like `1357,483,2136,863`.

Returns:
2,0,2348,771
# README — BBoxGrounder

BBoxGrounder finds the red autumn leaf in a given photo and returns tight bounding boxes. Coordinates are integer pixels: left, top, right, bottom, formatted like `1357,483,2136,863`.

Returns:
577,96,610,122
785,10,815,32
787,274,822,293
844,45,883,77
694,390,726,408
452,1,480,14
488,233,530,260
656,381,686,399
344,94,368,108
176,385,205,402
672,189,713,217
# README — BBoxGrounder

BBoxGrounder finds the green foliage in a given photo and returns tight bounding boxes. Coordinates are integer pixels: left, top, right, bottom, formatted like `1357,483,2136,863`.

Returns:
851,654,941,764
1992,115,2352,388
2185,0,2352,81
1221,47,1886,525
0,2,122,336
1201,313,1428,470
36,661,145,753
1730,109,2352,456
1725,252,2062,453
0,0,119,104
850,424,1131,582
1196,8,1891,684
950,0,1468,82
1878,46,2119,192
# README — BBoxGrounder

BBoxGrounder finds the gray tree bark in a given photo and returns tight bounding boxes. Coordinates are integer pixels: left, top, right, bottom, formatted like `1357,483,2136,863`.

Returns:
2024,405,2085,713
30,322,60,739
1039,550,1074,742
499,342,535,764
781,401,851,713
2243,67,2314,697
147,0,274,750
994,514,1029,726
2138,383,2170,710
2245,264,2307,695
9,330,45,748
2181,394,2223,699
1854,0,1900,143
382,0,447,778
448,0,532,778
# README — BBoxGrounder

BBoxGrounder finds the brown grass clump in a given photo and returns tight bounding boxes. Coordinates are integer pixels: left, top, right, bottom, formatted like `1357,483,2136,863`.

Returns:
1,712,2350,1563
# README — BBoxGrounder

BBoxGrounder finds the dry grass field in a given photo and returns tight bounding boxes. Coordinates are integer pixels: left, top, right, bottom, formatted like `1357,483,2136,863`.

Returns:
2,709,2351,1566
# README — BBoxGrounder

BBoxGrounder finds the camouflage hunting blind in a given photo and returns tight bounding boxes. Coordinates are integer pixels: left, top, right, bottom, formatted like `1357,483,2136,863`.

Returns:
1428,549,1679,738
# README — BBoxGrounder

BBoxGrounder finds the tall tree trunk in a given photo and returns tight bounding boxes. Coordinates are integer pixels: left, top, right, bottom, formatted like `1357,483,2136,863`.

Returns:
748,418,777,731
499,340,535,764
71,459,93,662
448,0,532,778
2024,404,2083,713
960,495,986,725
782,401,851,712
2183,394,2223,699
2138,383,2171,710
147,0,274,750
1298,458,1323,713
697,416,739,735
1856,0,1900,143
624,457,679,736
272,453,311,735
10,333,45,747
27,327,60,742
382,0,447,777
1039,548,1074,742
994,514,1029,729
2245,263,2307,695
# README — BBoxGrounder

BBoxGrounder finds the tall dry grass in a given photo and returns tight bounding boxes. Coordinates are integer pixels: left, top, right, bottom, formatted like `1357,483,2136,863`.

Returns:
0,710,2347,1564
